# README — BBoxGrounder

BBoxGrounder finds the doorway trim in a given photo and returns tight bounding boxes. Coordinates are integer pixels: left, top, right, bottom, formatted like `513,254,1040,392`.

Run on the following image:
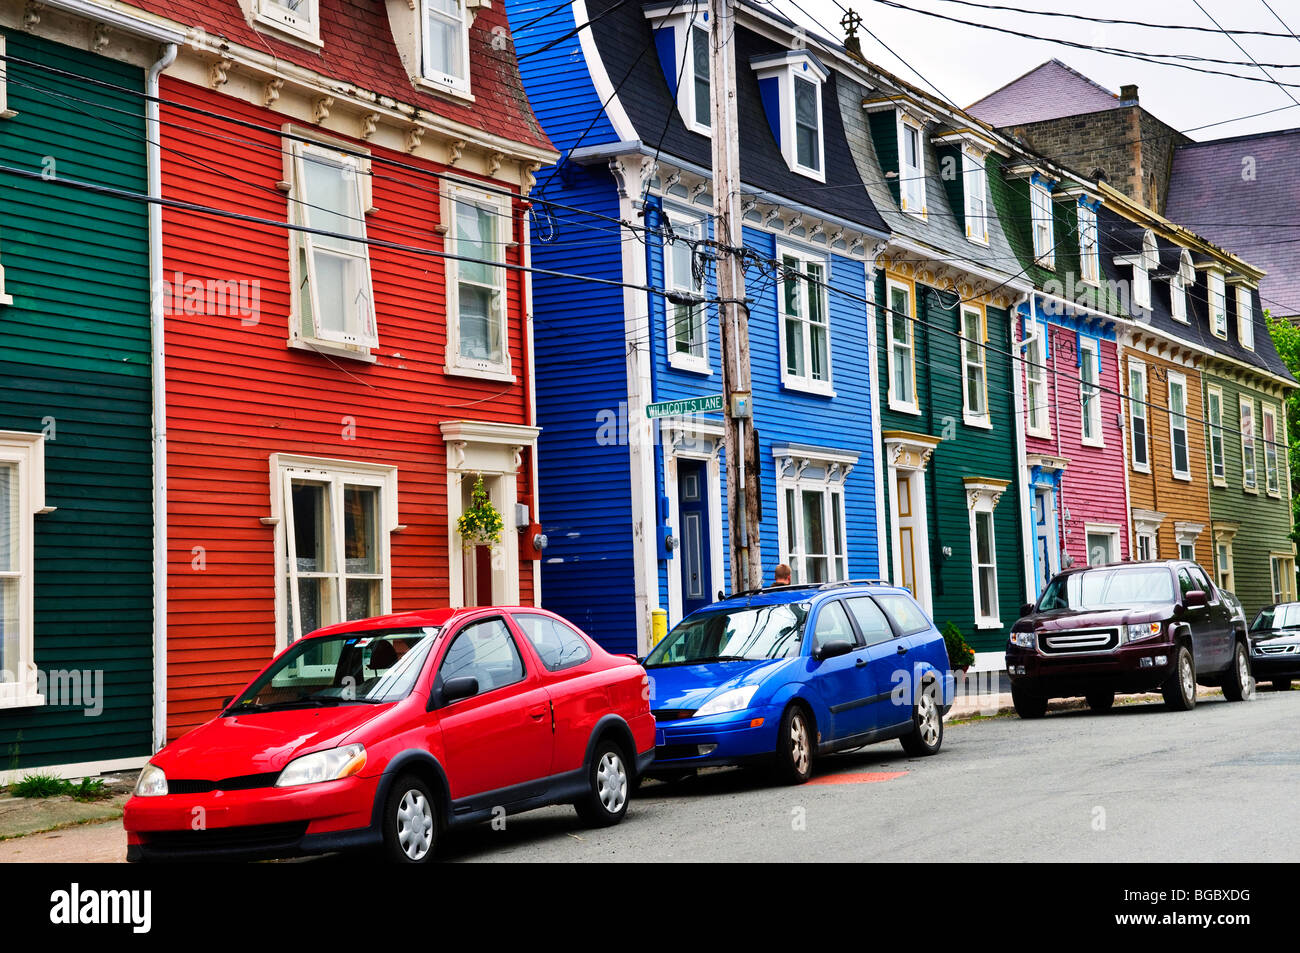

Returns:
662,418,725,626
883,430,941,615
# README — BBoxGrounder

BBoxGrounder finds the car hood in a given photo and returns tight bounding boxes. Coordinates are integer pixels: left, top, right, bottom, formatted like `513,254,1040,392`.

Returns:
1025,605,1175,632
647,658,791,712
150,704,391,779
1252,628,1300,646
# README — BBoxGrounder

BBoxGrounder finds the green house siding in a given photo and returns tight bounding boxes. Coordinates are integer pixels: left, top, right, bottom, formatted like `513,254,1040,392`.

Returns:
876,273,1026,653
1204,373,1295,619
0,30,153,769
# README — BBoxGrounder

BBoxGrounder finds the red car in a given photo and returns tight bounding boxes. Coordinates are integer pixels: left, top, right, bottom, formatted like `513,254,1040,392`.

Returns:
124,607,654,862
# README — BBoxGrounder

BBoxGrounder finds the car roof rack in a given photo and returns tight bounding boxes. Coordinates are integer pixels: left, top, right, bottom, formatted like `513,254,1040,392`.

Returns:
727,578,895,599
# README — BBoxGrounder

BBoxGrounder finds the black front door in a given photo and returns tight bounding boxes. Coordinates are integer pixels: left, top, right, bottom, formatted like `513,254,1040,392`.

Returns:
678,459,712,615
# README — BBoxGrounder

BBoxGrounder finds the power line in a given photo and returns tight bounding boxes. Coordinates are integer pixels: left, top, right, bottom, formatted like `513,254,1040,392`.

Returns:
1191,0,1300,111
919,0,1300,38
514,0,633,62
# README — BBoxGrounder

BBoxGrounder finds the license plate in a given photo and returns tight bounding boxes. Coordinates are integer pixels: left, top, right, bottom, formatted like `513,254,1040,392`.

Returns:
655,728,665,746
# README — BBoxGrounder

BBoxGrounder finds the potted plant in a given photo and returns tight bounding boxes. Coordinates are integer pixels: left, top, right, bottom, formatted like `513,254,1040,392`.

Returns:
942,621,975,675
456,474,504,550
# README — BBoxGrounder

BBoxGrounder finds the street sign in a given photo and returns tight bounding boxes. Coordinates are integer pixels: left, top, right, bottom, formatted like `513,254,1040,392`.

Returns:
645,394,725,419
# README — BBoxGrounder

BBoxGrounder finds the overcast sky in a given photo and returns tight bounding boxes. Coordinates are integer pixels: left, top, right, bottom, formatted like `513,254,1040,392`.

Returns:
787,0,1300,141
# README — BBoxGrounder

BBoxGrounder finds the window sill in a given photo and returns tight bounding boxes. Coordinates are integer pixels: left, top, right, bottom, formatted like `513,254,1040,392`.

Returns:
445,363,517,384
1212,477,1228,489
287,338,377,364
1082,436,1105,449
974,618,1002,630
1268,489,1283,500
1027,427,1053,441
791,163,826,183
782,378,836,399
963,414,993,430
964,232,989,246
889,398,921,416
253,14,323,50
1132,462,1150,474
414,75,475,105
668,353,712,376
1172,471,1192,483
1243,484,1259,495
0,692,46,710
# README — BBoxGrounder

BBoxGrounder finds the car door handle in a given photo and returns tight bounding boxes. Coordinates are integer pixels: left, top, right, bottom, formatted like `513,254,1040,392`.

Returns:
527,706,548,721
855,657,868,667
896,644,908,655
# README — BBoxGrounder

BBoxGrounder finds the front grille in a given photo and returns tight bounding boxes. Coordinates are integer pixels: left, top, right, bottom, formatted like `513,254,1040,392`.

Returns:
141,821,308,852
652,709,696,722
1260,644,1296,655
166,772,280,795
1041,628,1119,655
655,744,702,761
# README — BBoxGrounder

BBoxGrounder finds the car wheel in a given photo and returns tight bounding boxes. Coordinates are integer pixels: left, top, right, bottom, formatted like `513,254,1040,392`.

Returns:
573,739,630,828
1011,684,1047,719
900,680,943,756
1273,679,1294,692
380,774,438,863
1162,645,1197,711
1086,691,1115,712
1222,641,1253,702
774,704,814,784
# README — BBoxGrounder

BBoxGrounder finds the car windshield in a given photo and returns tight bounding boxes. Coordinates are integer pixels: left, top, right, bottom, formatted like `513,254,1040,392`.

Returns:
226,628,440,713
645,602,809,666
1038,568,1175,611
1252,604,1300,631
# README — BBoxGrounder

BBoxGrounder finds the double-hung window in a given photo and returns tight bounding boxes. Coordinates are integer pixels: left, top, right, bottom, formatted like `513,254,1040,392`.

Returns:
1208,270,1227,338
1078,204,1099,283
962,148,988,244
1131,231,1156,311
780,249,831,393
1237,285,1255,351
1168,372,1190,480
886,280,917,413
422,0,471,94
690,24,711,132
1272,555,1297,603
666,216,707,371
275,456,397,648
1240,398,1257,491
900,119,925,216
1025,325,1050,438
1079,337,1102,446
289,140,377,353
1263,403,1281,496
1207,386,1226,485
1128,361,1149,471
0,432,46,709
961,307,988,425
446,186,511,379
964,481,1005,627
1170,250,1193,323
793,77,821,174
779,476,848,584
1030,182,1054,266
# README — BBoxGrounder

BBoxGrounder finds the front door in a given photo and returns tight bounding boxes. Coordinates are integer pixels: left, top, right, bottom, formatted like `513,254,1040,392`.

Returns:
678,459,712,615
892,470,929,610
1033,487,1057,596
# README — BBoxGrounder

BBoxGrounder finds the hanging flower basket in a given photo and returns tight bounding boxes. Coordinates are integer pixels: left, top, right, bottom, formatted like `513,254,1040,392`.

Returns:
456,475,504,550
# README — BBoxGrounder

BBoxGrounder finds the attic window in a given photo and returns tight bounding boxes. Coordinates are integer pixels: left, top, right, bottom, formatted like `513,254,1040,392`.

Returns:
1170,249,1193,323
1207,269,1227,338
961,146,987,244
1134,231,1157,310
751,50,828,181
1078,202,1099,283
645,4,712,136
252,0,322,47
1029,176,1054,267
1236,284,1255,351
422,0,472,94
898,118,925,217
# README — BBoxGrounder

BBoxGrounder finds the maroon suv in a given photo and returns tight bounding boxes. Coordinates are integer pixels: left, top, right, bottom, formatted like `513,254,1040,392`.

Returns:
1006,560,1253,717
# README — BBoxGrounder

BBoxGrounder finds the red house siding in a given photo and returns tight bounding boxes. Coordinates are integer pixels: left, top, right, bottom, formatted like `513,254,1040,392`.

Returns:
1025,325,1130,569
160,76,535,737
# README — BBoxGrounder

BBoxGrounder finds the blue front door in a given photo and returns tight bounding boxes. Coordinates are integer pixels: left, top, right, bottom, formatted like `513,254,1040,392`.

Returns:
1033,486,1057,597
679,459,713,615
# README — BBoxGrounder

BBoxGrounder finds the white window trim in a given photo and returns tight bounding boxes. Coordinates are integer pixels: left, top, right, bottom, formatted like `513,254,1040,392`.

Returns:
1207,269,1228,339
1170,250,1193,324
1174,521,1204,563
1025,320,1051,439
647,7,712,137
663,422,725,625
965,481,1006,629
777,244,834,396
1079,336,1103,448
751,52,828,181
251,0,322,48
419,0,473,98
1077,203,1099,285
663,209,710,375
960,305,991,428
962,146,988,245
1206,384,1226,487
1263,402,1282,498
898,115,927,219
1084,522,1122,567
885,277,919,415
1215,535,1235,591
789,73,825,180
0,432,49,710
285,133,378,358
1128,358,1150,473
1236,285,1255,351
444,182,515,382
774,448,856,585
1030,181,1054,268
1271,553,1297,604
1167,370,1191,482
1136,531,1158,561
1240,396,1258,493
0,35,17,121
269,454,399,651
1132,231,1156,311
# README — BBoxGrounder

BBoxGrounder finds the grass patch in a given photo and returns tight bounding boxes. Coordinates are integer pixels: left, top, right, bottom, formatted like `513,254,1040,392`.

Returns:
7,774,111,801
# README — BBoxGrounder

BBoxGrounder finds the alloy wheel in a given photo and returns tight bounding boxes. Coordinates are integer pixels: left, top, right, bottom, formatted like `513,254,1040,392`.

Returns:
918,691,940,746
396,789,434,861
789,711,810,775
596,750,628,814
1181,652,1195,702
1237,646,1253,697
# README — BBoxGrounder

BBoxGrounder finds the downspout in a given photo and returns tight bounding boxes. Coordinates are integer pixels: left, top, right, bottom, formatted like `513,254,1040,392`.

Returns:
521,197,541,605
1012,291,1035,602
866,245,888,579
148,42,177,753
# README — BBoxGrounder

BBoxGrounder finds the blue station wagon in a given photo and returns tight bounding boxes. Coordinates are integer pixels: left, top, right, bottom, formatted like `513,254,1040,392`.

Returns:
643,581,953,784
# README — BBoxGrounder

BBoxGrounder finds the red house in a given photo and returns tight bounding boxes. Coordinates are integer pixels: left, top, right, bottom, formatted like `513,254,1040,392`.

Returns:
121,0,555,737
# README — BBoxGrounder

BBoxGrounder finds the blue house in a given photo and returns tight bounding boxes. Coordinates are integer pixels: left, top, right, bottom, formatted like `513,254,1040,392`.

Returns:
507,0,890,654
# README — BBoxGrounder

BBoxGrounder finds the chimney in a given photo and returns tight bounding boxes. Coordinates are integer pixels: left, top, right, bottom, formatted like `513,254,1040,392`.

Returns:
1119,84,1139,106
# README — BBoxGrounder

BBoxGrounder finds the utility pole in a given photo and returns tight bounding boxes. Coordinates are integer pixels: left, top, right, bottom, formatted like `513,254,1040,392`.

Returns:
709,0,762,592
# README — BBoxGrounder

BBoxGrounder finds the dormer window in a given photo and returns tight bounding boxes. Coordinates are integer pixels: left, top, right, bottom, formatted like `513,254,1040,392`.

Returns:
1029,176,1054,267
900,118,925,216
1133,230,1157,311
1207,269,1227,338
1236,284,1255,350
422,0,471,94
646,3,711,136
252,0,321,46
1078,202,1099,283
961,146,988,244
1170,249,1193,323
751,50,828,181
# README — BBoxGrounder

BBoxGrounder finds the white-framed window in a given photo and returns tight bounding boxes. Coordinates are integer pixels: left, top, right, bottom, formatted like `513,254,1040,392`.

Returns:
1085,525,1121,566
793,75,822,175
689,22,711,134
1078,203,1099,283
0,432,48,709
1131,230,1157,311
961,306,989,426
1128,360,1149,472
1237,285,1255,351
0,35,15,122
1207,385,1226,485
1207,269,1227,339
1263,403,1281,497
1216,540,1234,591
664,214,708,373
1179,541,1196,562
900,118,926,217
1030,180,1054,266
1168,371,1190,480
1136,532,1157,561
779,247,831,394
272,455,398,648
421,0,472,95
253,0,322,46
647,7,712,135
969,504,999,627
1025,322,1050,438
288,138,377,355
1079,336,1102,447
1170,250,1193,323
777,473,849,585
1271,554,1297,603
962,147,988,244
885,278,918,413
1240,397,1257,491
751,52,827,180
445,184,512,380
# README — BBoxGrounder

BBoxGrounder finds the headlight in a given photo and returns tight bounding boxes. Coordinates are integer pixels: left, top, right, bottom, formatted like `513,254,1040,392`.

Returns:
134,764,168,797
275,744,367,788
1009,631,1035,649
693,686,760,718
1125,622,1163,643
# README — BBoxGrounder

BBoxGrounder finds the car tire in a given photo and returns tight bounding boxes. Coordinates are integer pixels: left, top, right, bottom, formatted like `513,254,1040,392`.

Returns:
1273,679,1294,692
1222,641,1253,702
380,773,438,863
900,680,943,756
1162,645,1197,711
1086,691,1115,712
1011,684,1047,719
573,739,630,828
773,704,814,785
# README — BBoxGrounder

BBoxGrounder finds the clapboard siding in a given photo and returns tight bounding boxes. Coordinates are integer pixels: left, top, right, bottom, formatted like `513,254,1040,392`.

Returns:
0,30,153,769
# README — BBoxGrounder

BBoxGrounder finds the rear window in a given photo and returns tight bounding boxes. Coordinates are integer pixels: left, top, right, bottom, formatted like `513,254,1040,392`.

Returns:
873,592,931,636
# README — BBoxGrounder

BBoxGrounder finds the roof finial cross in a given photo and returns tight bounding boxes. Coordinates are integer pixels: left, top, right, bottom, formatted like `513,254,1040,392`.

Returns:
841,8,863,55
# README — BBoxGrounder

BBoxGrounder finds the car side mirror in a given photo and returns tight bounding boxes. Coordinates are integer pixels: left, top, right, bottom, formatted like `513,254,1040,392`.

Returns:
220,696,232,710
440,676,479,706
1185,590,1208,609
814,639,854,661
1020,603,1036,618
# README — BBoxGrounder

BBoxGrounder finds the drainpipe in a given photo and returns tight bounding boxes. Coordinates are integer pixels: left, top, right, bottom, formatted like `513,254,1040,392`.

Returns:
148,42,178,753
1012,291,1035,601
